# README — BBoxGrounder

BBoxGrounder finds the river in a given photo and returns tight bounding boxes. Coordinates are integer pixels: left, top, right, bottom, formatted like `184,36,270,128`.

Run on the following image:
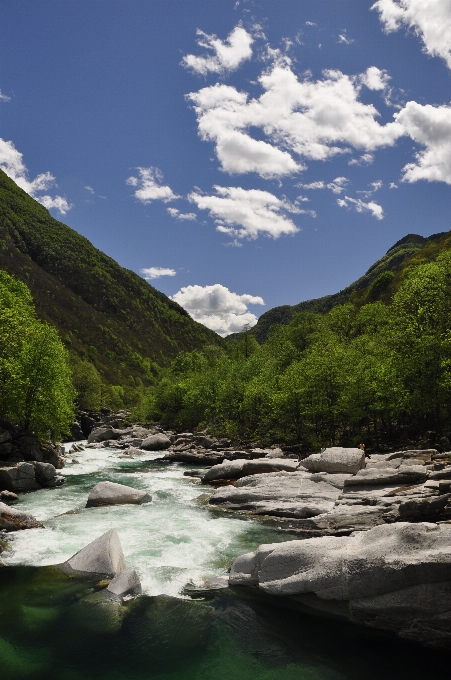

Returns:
0,444,449,679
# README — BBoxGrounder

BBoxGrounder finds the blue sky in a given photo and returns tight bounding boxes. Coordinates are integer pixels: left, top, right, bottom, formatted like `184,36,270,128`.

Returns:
1,0,450,335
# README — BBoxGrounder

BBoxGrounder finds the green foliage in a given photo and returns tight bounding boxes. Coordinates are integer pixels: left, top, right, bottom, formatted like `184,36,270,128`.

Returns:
70,357,102,410
0,270,75,439
147,250,451,448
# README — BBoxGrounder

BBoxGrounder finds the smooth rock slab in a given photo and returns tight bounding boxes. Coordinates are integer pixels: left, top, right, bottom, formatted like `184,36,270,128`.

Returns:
202,458,299,483
141,433,171,451
86,481,152,508
300,448,365,474
343,466,428,487
62,529,126,577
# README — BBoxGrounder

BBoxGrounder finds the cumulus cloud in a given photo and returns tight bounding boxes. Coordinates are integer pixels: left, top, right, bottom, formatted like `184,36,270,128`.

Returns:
126,167,180,203
187,64,404,178
0,138,72,214
140,267,176,280
0,90,11,102
338,32,354,45
188,185,304,240
182,24,253,75
395,101,451,184
372,0,451,69
171,283,264,336
361,66,390,90
337,196,384,219
167,207,197,220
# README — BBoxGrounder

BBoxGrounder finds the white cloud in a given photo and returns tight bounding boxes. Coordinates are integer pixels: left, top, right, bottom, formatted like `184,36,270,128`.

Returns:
337,196,384,219
182,24,253,75
390,182,398,188
338,32,355,45
140,267,176,280
84,185,95,194
395,101,451,184
167,207,197,220
305,21,317,27
372,0,451,69
0,90,11,102
348,153,374,166
188,185,303,240
326,177,349,194
187,64,404,178
297,177,349,194
357,180,383,196
0,138,72,214
126,167,180,203
361,66,390,90
171,283,264,336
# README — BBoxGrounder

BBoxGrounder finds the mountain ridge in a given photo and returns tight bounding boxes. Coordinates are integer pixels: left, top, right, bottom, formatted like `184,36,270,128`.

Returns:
0,170,222,386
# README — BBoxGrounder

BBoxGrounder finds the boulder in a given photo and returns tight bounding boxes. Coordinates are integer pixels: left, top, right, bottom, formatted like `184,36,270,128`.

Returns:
44,475,65,488
80,414,97,436
70,422,85,441
87,427,122,444
300,448,365,474
86,481,152,508
33,462,56,484
229,522,451,648
106,569,142,599
0,501,44,531
141,433,171,451
61,529,126,577
0,490,18,503
41,442,65,469
202,458,299,483
0,462,38,491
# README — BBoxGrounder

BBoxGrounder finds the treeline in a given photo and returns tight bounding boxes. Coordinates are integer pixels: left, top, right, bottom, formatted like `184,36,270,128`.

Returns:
147,251,451,450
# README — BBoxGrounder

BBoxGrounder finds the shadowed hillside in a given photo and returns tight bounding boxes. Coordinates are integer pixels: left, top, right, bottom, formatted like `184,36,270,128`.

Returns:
0,170,222,385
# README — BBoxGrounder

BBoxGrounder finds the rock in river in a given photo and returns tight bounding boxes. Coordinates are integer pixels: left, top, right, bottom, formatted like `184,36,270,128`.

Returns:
141,433,171,451
107,569,142,599
229,521,451,649
0,501,44,531
86,481,152,508
202,458,299,484
61,528,126,577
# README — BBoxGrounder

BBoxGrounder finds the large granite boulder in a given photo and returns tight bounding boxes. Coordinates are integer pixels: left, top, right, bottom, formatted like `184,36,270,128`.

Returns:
87,427,123,444
209,471,350,518
202,458,299,483
86,481,152,508
61,529,126,577
141,433,171,451
229,522,451,648
0,501,44,531
0,462,38,491
300,448,365,474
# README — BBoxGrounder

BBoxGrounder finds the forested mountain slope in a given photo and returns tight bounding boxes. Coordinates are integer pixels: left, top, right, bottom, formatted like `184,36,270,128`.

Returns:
230,230,450,344
0,170,221,385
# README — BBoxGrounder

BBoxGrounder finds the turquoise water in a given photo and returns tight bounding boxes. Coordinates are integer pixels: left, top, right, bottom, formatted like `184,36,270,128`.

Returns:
0,445,449,679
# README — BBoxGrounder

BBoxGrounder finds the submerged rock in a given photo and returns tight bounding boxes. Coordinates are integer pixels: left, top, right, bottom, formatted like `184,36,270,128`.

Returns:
86,481,152,508
229,522,451,649
61,529,126,577
0,501,44,531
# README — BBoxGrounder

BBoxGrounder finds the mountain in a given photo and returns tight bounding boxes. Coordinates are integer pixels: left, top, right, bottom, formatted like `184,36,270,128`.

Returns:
230,230,451,344
0,170,222,385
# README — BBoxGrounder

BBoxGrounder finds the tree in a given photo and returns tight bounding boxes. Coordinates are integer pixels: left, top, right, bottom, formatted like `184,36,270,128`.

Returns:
0,270,75,440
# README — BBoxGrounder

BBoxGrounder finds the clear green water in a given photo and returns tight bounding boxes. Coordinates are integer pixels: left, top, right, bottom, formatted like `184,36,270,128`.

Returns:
0,445,449,679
